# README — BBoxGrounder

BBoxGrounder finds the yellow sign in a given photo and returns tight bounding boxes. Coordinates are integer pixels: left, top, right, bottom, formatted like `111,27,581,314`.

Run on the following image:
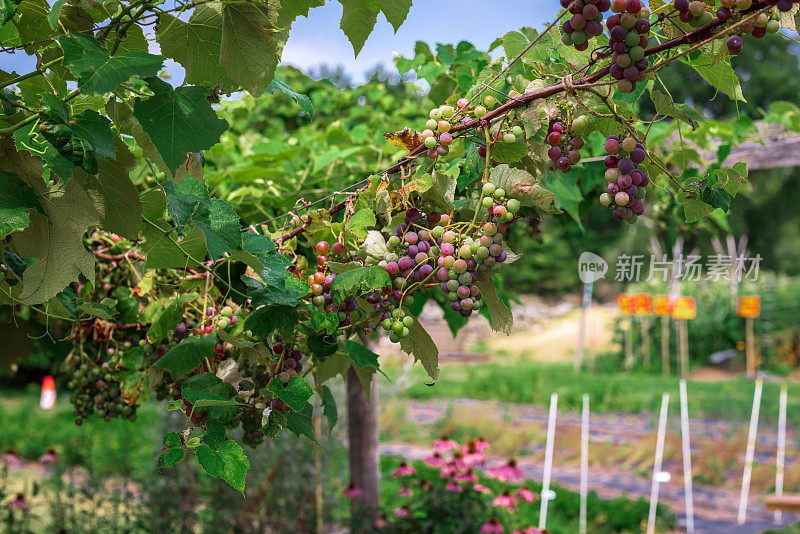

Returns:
634,294,652,316
671,297,696,320
738,296,761,318
617,294,635,316
653,295,672,317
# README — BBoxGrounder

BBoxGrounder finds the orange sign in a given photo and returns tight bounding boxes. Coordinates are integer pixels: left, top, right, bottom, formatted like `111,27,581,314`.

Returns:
617,294,635,316
653,295,672,317
738,296,761,318
671,297,696,320
634,294,652,316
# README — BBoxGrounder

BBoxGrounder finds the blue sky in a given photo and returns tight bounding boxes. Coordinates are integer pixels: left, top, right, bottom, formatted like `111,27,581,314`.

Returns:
3,1,562,84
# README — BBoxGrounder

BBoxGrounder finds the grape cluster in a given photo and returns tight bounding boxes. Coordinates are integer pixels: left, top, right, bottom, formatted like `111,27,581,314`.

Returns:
420,95,502,159
546,120,585,173
270,339,304,384
241,408,266,448
380,308,414,342
607,3,651,93
68,361,137,424
674,0,713,26
309,241,362,328
719,2,785,54
561,0,612,51
599,134,649,222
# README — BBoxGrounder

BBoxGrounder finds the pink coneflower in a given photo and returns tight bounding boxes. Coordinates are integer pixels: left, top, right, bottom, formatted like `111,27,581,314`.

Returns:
398,486,413,497
433,436,459,453
440,465,456,478
475,437,490,452
463,449,486,467
445,481,462,492
516,487,538,503
10,493,28,510
455,469,478,483
342,482,363,499
446,452,467,472
473,483,491,493
423,452,444,467
492,490,517,511
1,449,20,466
487,459,524,483
393,506,410,518
479,518,504,533
39,448,58,466
392,462,415,477
374,516,388,528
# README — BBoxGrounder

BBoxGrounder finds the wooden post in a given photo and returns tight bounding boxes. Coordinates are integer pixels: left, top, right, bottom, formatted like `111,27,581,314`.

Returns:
538,393,558,531
579,394,589,534
775,385,788,524
575,282,593,372
661,316,670,376
641,316,651,369
746,317,755,378
624,318,634,371
647,393,670,534
737,379,763,525
679,380,695,533
347,368,379,528
678,319,689,378
314,414,323,534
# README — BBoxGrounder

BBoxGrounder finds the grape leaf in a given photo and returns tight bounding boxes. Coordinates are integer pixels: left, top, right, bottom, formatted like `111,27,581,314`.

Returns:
338,0,412,56
0,0,20,24
346,208,376,239
541,172,583,224
490,164,556,213
399,319,439,382
141,219,207,269
244,304,299,339
219,0,281,97
285,402,319,445
154,333,217,377
476,275,513,335
11,175,100,305
106,99,171,178
267,79,314,118
46,0,64,29
345,339,381,370
196,444,223,476
59,32,164,94
267,376,313,412
216,439,250,492
244,257,307,308
72,136,140,239
155,4,236,91
13,121,76,182
329,266,390,305
161,175,210,232
133,77,229,173
158,447,184,468
0,170,41,238
491,141,527,163
69,109,116,160
192,198,242,260
146,293,197,342
682,57,745,102
321,385,337,431
649,89,705,130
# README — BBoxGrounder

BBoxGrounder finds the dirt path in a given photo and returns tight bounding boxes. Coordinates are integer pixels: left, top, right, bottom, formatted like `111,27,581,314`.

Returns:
382,398,799,533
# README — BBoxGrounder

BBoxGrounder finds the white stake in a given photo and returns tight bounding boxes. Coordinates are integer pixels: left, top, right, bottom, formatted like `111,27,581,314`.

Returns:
775,385,788,523
647,393,670,534
579,394,589,534
538,393,558,531
737,378,763,525
679,380,694,533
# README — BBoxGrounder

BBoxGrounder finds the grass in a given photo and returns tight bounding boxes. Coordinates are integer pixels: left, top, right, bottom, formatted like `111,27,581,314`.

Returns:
396,360,800,427
0,387,163,479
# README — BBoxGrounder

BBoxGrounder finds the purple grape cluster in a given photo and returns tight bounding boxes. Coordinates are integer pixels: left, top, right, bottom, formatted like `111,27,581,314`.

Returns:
560,0,612,51
674,0,713,26
270,339,304,384
546,121,585,174
607,3,651,93
599,135,648,222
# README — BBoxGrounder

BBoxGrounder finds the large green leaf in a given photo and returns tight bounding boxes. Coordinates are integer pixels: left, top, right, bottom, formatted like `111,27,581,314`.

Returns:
0,170,41,238
146,293,196,342
72,136,140,239
219,0,281,97
338,0,412,56
196,438,250,492
267,376,313,412
329,266,389,305
475,275,513,335
59,32,164,94
266,79,314,118
649,89,706,130
161,175,210,231
0,0,21,24
11,172,100,305
141,219,207,269
154,333,217,377
192,198,242,260
243,255,307,307
155,3,236,91
490,163,556,213
285,402,319,445
399,319,439,382
244,304,299,339
133,77,229,173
